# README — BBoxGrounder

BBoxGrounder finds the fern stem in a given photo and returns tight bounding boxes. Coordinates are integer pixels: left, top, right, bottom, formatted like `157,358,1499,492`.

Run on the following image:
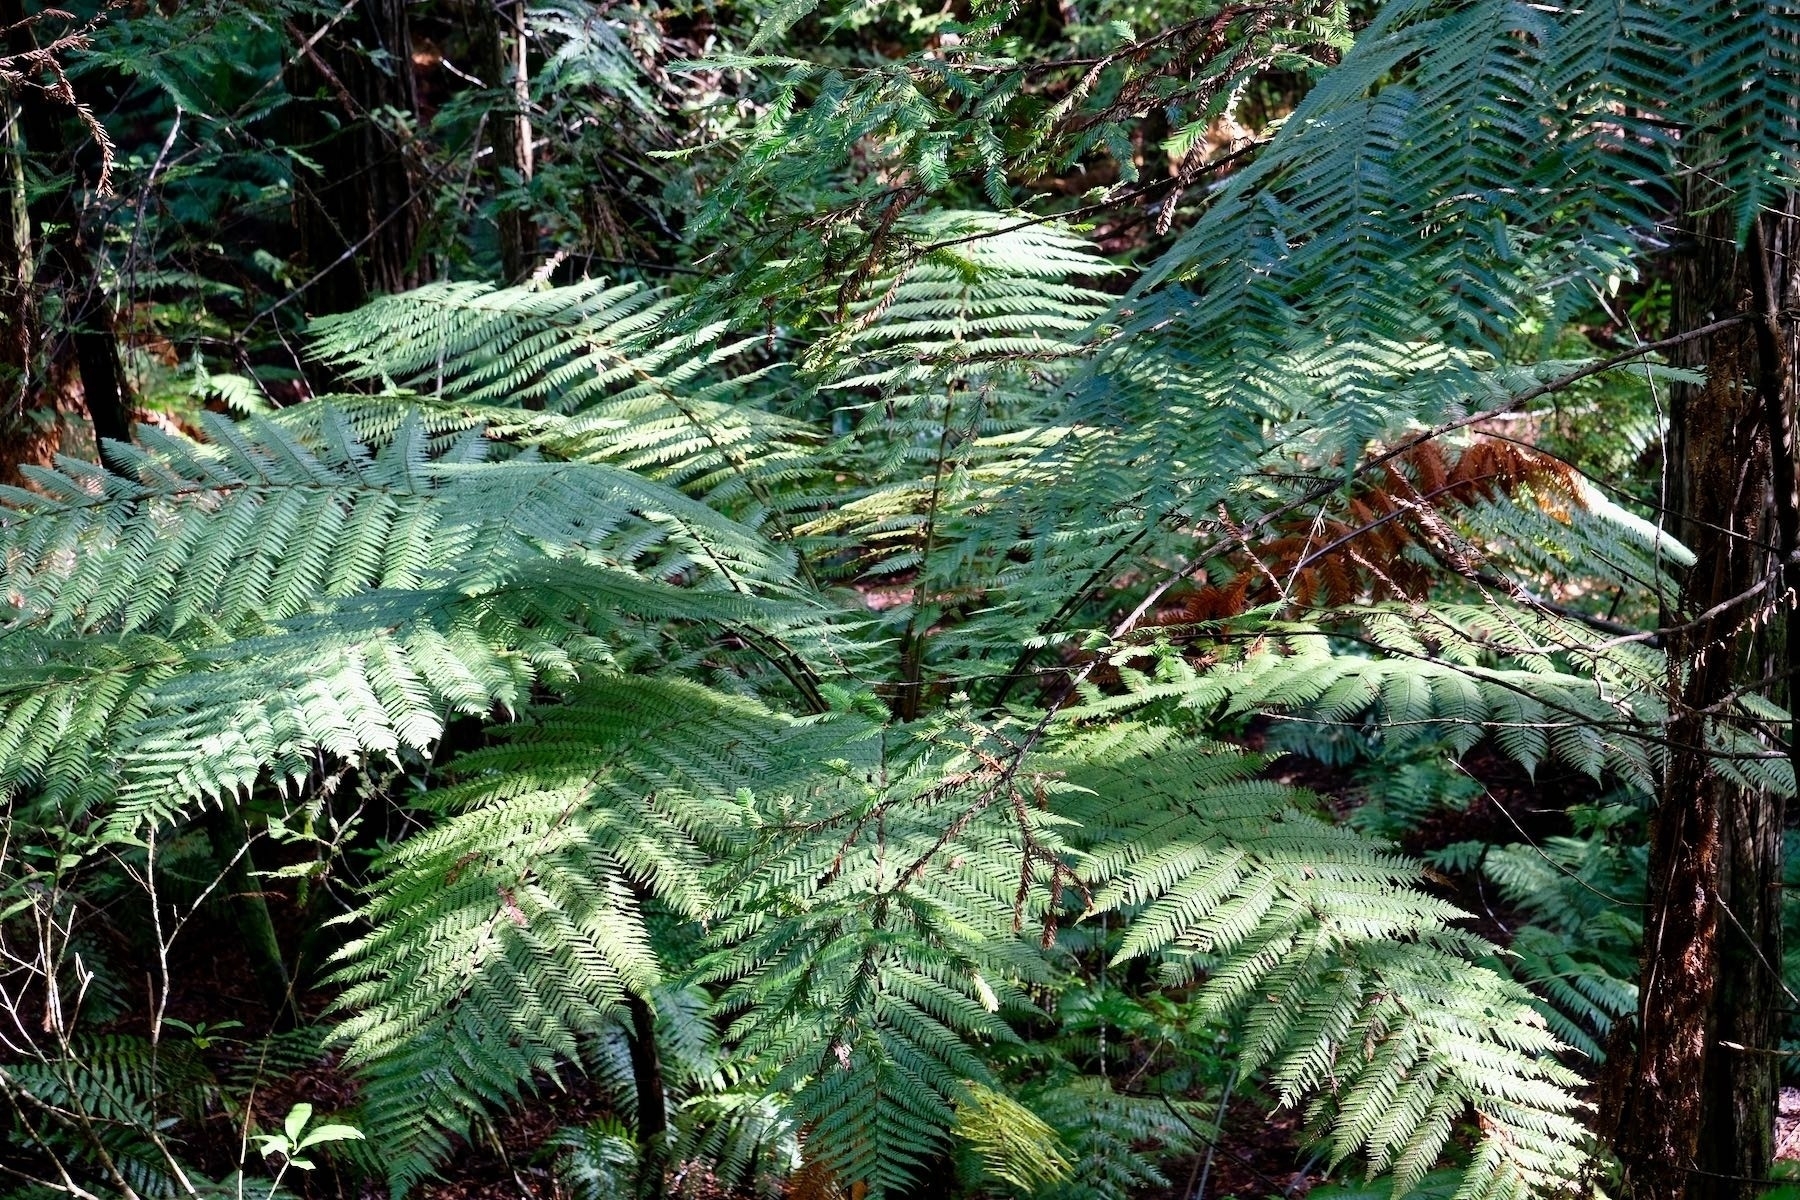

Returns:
627,992,668,1200
203,807,293,1026
1184,1063,1236,1200
897,393,958,721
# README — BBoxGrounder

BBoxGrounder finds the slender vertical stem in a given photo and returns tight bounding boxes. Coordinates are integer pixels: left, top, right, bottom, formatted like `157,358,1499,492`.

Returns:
626,992,668,1199
1185,1063,1237,1200
897,393,958,721
203,806,294,1025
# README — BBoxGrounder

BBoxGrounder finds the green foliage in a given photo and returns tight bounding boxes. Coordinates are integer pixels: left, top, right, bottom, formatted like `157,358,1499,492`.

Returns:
305,278,822,521
7,0,1797,1192
0,408,800,839
251,1103,365,1173
954,1083,1074,1192
1346,747,1482,842
547,1116,641,1200
670,1090,801,1196
1432,804,1645,1062
1028,1079,1207,1200
692,711,1056,1197
331,678,837,1191
1059,730,1589,1197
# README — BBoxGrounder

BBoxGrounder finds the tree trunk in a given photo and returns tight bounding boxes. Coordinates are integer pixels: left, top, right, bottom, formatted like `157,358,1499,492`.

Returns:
283,0,427,321
1607,197,1797,1200
1,0,133,456
1697,776,1785,1197
1694,204,1800,1200
0,90,46,484
481,0,536,283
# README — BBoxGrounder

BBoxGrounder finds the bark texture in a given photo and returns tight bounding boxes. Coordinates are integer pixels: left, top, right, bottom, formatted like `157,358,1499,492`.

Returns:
482,0,537,283
1608,199,1798,1200
283,0,427,319
1693,204,1800,1200
0,92,47,484
1,0,132,457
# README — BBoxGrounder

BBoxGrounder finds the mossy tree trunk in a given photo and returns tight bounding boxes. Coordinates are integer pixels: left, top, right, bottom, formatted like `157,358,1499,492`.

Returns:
0,89,45,483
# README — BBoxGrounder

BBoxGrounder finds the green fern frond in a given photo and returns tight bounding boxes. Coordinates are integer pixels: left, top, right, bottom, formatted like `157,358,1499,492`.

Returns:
332,677,839,1193
953,1082,1073,1191
1029,1078,1208,1200
698,714,1060,1197
1050,728,1590,1198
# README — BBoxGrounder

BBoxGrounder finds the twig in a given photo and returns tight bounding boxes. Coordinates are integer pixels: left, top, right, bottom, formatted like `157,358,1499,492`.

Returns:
1186,1063,1238,1200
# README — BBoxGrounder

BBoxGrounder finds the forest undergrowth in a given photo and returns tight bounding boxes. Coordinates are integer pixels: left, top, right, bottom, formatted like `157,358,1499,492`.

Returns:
3,0,1800,1198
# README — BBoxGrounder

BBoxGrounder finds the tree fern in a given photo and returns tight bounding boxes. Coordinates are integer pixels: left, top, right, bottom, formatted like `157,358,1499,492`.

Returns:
1053,729,1590,1198
0,409,811,832
953,1082,1074,1192
330,677,846,1191
1028,1078,1207,1200
695,709,1063,1195
13,0,1783,1187
670,1090,803,1196
547,1116,642,1200
1431,809,1645,1062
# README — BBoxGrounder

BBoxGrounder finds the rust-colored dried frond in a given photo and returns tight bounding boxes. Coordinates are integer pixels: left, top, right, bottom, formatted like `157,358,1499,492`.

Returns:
1152,437,1585,625
787,1159,848,1200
